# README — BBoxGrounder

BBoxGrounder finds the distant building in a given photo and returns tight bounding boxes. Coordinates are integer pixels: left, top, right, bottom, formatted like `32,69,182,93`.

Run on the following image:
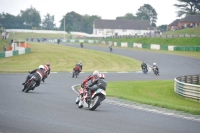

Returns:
93,19,155,36
168,19,181,31
168,15,200,30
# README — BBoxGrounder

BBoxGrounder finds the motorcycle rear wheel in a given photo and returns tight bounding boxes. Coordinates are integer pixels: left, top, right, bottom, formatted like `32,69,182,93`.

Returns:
25,83,32,93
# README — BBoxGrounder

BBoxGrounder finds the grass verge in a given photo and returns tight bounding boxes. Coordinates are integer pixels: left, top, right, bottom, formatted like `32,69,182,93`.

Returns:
107,80,200,115
0,42,141,73
9,32,69,40
163,27,200,35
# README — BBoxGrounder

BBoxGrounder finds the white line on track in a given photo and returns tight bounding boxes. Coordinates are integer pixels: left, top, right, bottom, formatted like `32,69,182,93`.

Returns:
71,84,200,123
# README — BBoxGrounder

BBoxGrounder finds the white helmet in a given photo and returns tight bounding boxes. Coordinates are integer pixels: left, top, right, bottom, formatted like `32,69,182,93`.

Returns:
39,65,44,69
93,70,99,76
153,63,156,65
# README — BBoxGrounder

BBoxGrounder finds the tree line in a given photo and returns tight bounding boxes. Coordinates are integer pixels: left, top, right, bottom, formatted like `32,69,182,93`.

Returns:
0,0,199,33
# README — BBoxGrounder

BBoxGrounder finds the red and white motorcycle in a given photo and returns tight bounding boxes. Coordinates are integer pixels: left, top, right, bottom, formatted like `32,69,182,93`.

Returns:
75,84,106,111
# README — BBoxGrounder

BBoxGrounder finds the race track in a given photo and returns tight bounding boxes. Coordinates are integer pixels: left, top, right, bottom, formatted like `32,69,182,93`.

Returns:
0,43,200,133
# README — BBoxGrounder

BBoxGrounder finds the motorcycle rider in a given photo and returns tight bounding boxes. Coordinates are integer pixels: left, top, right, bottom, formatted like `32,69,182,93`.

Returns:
109,44,112,51
152,63,159,73
57,38,60,44
22,65,46,91
74,61,82,74
42,62,51,82
141,61,148,72
80,42,83,47
81,71,107,102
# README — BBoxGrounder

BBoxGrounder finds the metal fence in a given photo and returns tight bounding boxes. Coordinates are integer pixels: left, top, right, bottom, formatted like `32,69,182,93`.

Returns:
174,74,200,101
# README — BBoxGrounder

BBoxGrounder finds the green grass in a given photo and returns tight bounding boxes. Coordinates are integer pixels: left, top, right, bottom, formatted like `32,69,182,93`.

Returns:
107,80,200,115
9,32,69,40
104,37,200,46
0,40,10,52
0,42,141,73
163,27,200,35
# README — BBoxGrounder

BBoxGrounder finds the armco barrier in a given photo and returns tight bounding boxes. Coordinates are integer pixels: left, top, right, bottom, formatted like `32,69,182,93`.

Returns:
174,74,200,101
56,39,200,51
0,48,31,58
142,44,151,49
160,45,168,50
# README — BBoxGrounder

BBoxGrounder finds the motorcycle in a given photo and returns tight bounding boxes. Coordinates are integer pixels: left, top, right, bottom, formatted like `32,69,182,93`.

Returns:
80,43,83,48
72,66,80,78
22,75,37,93
109,46,112,52
75,85,106,111
153,67,159,75
142,67,148,74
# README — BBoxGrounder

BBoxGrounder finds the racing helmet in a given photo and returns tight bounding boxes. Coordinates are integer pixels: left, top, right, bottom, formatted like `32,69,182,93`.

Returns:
153,63,156,65
93,70,99,76
39,65,44,69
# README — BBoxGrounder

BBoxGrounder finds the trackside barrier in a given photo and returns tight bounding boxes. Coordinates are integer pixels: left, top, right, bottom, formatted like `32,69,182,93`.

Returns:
49,39,200,51
174,74,200,101
0,48,31,58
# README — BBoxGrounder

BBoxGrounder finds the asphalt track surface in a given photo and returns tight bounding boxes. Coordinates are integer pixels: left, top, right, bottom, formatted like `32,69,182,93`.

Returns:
0,42,200,133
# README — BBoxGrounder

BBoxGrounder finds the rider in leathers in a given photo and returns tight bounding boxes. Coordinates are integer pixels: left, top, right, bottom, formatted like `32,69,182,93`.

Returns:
22,65,46,90
42,62,51,82
141,61,148,71
152,63,159,73
81,71,107,101
75,61,82,74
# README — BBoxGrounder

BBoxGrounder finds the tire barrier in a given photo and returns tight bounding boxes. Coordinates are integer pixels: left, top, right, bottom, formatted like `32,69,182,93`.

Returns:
174,74,200,101
0,48,31,58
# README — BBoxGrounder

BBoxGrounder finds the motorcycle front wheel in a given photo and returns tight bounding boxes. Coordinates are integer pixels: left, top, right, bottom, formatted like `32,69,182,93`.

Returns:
89,95,102,111
75,95,80,104
78,96,83,108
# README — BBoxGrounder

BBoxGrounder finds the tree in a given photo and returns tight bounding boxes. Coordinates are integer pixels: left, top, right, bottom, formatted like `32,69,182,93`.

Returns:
174,0,200,17
60,11,101,33
82,15,101,33
0,13,24,29
157,25,167,32
136,4,158,27
116,13,137,20
20,6,41,29
60,11,83,32
42,13,55,30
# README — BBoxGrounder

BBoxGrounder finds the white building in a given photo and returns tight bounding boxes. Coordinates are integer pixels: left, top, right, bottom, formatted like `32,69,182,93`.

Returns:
93,19,155,36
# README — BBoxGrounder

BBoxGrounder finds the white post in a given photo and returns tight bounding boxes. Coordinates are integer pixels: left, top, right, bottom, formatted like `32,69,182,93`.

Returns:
64,15,65,39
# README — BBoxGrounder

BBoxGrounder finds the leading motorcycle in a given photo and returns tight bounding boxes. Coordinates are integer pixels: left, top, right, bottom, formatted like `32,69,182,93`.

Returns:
22,75,37,93
75,84,106,111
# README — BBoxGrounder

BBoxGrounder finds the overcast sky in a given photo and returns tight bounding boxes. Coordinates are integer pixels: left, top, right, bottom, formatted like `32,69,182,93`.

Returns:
0,0,183,27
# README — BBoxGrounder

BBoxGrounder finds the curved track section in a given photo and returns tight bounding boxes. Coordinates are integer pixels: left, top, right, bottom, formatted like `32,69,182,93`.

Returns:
0,43,200,133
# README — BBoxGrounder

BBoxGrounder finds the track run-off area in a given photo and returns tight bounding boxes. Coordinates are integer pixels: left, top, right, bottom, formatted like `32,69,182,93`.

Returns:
0,42,200,133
